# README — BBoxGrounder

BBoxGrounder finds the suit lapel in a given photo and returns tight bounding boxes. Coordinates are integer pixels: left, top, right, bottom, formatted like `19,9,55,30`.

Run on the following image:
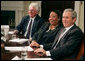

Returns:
59,29,70,44
32,15,39,32
25,16,30,31
60,25,76,42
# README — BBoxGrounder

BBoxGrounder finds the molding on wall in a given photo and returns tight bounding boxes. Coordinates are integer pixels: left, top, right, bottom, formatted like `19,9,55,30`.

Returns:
1,1,24,26
74,1,84,32
74,1,80,26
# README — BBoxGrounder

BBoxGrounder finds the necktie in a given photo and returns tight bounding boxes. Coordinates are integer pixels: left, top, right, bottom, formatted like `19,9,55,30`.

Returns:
52,28,66,49
27,19,32,39
58,28,66,41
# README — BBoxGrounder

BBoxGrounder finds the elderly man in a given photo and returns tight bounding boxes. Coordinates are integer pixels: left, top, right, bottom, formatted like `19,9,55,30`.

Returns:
30,8,83,60
13,3,44,39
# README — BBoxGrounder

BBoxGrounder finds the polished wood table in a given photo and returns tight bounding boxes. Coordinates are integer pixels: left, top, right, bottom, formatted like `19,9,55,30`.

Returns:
1,34,49,60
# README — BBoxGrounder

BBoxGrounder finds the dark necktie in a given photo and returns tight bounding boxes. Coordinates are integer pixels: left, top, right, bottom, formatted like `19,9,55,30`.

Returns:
27,19,32,39
52,28,66,49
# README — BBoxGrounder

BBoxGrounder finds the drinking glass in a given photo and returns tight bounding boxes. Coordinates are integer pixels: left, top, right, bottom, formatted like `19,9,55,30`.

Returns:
21,46,27,60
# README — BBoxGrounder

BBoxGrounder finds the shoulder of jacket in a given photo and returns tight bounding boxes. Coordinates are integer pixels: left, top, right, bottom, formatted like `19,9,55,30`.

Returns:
23,15,29,19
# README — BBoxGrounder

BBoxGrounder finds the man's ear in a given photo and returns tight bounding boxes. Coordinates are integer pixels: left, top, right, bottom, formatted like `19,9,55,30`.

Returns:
73,18,76,23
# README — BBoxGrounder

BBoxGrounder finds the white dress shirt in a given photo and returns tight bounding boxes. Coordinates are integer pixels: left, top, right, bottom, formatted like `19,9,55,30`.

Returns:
24,16,36,38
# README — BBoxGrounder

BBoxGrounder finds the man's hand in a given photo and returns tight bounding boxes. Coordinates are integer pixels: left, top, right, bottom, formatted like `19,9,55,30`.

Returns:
34,48,46,56
29,41,40,50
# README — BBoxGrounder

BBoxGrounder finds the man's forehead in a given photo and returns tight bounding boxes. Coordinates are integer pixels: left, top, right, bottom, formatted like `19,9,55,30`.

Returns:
63,11,72,14
29,6,36,10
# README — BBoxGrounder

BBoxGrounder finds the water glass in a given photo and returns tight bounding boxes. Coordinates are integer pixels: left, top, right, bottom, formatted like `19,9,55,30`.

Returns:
3,25,9,36
21,47,27,60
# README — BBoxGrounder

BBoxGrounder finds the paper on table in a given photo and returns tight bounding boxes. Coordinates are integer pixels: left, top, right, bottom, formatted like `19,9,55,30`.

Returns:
12,56,20,60
8,31,14,34
5,46,33,52
25,58,52,60
12,56,52,60
1,36,6,42
9,38,29,44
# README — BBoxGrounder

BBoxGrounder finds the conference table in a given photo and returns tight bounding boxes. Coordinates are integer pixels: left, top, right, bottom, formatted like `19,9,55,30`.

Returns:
1,33,52,60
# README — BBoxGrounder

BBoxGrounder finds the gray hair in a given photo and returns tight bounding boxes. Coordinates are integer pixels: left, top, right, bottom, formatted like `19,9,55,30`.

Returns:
63,8,77,19
29,3,40,12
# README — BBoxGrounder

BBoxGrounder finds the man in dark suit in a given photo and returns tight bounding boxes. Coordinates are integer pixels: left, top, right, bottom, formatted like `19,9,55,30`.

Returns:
30,8,83,60
13,3,44,39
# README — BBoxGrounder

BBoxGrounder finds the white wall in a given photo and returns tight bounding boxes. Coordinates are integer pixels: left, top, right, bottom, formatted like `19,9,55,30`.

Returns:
79,1,84,32
75,1,84,32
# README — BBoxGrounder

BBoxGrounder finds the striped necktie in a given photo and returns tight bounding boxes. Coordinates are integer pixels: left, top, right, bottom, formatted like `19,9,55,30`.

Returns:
27,19,33,39
52,28,66,49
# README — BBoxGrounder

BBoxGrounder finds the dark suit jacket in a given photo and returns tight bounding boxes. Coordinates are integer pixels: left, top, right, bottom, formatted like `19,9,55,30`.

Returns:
43,24,83,60
15,15,45,38
32,22,62,44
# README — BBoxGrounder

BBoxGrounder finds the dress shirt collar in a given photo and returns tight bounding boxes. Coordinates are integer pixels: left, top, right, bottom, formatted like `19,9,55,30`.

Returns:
65,24,74,31
30,16,36,20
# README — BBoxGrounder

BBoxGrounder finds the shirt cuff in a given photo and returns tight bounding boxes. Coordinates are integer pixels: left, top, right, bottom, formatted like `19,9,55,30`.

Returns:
46,51,51,56
40,45,43,48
